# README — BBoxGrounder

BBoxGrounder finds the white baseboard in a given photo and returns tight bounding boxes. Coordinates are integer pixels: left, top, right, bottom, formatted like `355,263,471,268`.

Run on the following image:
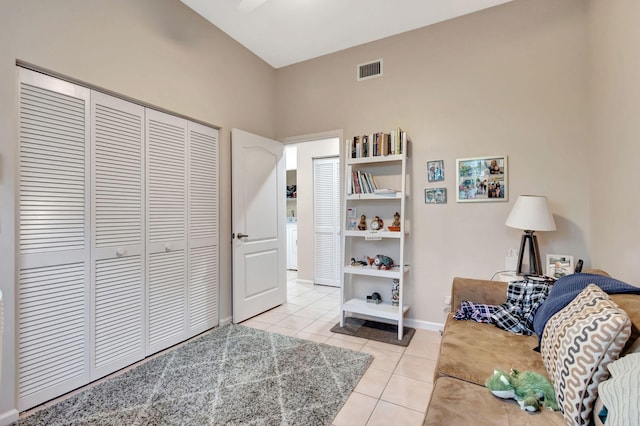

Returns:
219,316,233,326
295,279,314,286
0,409,19,426
404,318,444,333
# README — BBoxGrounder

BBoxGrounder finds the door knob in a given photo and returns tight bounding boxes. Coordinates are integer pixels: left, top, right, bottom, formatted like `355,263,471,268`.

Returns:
237,233,249,239
115,247,126,257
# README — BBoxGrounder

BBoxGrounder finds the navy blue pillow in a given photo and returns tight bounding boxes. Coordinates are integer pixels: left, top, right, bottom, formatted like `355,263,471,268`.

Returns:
533,273,640,344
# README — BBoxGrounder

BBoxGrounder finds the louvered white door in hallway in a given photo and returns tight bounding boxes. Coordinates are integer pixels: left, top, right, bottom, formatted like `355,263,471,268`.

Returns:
313,157,341,287
17,70,91,410
91,92,146,379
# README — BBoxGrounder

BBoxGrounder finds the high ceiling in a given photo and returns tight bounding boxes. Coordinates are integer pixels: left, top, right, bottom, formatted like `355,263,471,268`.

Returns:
180,0,513,69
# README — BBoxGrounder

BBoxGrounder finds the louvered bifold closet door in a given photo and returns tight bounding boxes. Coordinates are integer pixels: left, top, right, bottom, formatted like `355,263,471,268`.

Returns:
145,109,188,354
17,69,91,411
313,157,341,287
91,92,145,378
187,122,219,335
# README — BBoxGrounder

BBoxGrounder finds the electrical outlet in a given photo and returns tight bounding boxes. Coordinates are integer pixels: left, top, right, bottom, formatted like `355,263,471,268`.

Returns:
442,295,451,312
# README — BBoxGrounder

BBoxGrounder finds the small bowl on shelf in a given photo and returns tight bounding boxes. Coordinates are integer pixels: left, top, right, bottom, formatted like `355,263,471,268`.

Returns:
387,226,400,232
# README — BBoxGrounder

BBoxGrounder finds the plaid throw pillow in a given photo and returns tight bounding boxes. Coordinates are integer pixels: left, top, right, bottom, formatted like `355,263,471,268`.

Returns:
453,300,496,323
491,278,554,335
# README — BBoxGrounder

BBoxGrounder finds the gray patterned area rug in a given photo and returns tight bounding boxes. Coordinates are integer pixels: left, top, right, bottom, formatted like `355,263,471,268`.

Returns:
15,325,373,426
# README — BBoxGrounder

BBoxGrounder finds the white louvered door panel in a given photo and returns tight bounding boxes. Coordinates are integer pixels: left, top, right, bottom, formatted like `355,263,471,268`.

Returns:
188,246,218,333
187,123,219,334
313,157,341,286
17,69,91,411
91,92,145,378
19,264,87,407
146,109,188,354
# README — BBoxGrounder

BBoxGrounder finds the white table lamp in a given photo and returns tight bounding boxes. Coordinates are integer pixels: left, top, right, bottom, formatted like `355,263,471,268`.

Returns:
505,195,556,276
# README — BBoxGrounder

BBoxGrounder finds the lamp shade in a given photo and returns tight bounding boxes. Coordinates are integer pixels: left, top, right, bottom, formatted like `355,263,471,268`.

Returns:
505,195,556,231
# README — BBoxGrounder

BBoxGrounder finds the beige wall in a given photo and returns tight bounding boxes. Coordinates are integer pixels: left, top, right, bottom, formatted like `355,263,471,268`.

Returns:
2,0,638,419
587,0,640,284
276,0,591,327
0,0,276,417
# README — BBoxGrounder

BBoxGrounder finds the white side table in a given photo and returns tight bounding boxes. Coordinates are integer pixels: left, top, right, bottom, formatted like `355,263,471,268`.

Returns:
494,272,520,282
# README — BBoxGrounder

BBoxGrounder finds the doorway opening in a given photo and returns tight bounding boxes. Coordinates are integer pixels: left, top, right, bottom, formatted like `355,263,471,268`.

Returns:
283,134,341,289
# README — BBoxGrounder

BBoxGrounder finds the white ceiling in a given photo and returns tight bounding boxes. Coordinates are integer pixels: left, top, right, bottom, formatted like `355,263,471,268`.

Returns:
180,0,513,69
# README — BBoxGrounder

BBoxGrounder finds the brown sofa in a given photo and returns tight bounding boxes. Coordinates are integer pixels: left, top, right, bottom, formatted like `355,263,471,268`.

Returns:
424,276,640,425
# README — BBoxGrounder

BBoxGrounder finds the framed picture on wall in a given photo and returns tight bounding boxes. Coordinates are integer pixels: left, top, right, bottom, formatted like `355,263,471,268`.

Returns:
546,254,574,278
456,156,508,202
427,160,444,182
425,188,447,204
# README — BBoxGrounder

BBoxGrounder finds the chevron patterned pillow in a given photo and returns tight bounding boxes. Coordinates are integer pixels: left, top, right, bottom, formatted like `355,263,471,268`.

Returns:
540,284,631,426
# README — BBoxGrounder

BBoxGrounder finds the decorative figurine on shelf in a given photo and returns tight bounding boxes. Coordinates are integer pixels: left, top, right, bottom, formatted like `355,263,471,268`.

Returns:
367,254,395,270
366,292,382,304
350,257,368,267
357,214,368,230
388,212,401,231
370,216,384,231
391,279,400,306
392,212,400,227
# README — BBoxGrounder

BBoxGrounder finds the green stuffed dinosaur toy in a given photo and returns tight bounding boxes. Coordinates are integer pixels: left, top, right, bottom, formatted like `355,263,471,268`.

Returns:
485,368,559,412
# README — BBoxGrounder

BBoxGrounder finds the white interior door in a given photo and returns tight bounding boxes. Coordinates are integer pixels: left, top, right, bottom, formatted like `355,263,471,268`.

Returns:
232,129,286,323
313,157,341,287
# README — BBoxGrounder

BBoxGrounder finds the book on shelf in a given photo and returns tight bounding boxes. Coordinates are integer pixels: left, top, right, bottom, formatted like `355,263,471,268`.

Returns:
351,136,358,158
350,171,360,194
350,128,406,158
350,170,382,194
348,171,400,195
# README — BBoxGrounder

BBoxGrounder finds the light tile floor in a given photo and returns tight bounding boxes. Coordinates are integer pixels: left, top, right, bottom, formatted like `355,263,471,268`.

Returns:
240,271,442,426
22,271,440,425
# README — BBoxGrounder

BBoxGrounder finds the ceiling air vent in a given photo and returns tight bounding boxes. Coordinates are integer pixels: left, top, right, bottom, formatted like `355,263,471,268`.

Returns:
357,59,383,81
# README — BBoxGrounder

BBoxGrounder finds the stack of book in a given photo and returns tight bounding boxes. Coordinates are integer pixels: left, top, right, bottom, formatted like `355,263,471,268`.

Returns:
350,128,407,159
349,171,398,195
350,170,377,194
